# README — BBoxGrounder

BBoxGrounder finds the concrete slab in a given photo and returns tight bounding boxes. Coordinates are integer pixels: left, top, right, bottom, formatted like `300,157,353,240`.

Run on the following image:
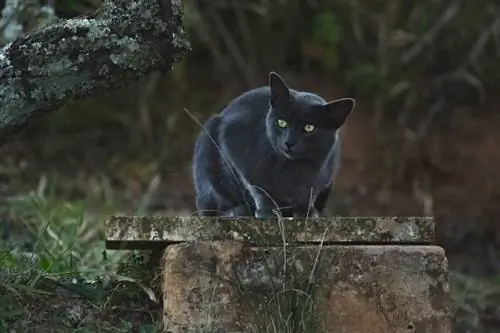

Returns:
105,216,435,249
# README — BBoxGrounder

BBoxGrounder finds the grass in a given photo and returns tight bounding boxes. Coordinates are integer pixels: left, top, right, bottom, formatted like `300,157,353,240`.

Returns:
0,183,163,333
253,243,325,333
226,215,329,333
451,272,500,333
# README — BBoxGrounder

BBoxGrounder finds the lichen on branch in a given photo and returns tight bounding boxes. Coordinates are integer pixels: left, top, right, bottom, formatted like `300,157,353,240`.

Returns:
0,0,58,44
0,0,190,145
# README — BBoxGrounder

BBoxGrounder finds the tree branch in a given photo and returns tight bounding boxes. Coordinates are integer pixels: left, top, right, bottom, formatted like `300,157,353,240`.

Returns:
0,0,190,146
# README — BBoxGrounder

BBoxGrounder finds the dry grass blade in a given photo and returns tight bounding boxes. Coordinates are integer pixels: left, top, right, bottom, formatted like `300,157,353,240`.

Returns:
109,274,158,304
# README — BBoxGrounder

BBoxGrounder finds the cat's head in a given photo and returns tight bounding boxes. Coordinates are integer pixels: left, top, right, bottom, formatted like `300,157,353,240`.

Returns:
265,72,355,160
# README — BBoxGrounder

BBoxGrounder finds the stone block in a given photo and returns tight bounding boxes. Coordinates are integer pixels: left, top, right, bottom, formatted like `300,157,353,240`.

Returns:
104,216,451,333
105,216,435,249
162,242,452,333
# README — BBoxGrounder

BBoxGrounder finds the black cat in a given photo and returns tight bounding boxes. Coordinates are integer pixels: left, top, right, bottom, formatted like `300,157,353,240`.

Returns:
192,72,355,218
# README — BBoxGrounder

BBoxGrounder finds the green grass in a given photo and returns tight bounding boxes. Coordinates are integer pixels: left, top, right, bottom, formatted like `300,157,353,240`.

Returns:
0,186,163,333
254,256,325,333
451,272,500,333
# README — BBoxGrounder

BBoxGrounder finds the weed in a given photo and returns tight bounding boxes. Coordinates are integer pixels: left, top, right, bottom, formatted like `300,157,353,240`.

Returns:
0,184,161,332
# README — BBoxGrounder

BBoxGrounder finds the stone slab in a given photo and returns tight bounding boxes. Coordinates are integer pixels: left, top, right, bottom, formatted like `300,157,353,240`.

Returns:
162,242,452,333
105,216,435,249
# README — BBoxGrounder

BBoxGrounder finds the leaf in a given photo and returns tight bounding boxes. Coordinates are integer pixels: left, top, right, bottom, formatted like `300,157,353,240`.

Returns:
9,282,54,296
111,274,158,303
38,255,52,272
44,275,109,302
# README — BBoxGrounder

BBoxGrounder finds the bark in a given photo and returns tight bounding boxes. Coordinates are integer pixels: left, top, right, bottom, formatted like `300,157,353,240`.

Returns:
0,0,190,146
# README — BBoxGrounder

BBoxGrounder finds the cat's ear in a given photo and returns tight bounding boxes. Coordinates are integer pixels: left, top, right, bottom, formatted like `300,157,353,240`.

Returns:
322,98,355,128
269,72,290,106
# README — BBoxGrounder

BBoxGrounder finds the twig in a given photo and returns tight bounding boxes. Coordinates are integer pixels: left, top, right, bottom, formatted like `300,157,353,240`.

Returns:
469,15,500,72
137,72,161,142
401,0,463,64
207,5,253,87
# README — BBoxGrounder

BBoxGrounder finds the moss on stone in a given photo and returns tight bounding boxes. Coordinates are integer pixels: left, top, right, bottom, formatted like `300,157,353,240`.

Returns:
105,216,435,249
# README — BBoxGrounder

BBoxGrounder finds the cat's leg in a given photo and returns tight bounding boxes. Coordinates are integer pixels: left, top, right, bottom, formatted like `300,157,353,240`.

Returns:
289,184,332,218
195,182,254,217
252,185,327,218
195,187,253,216
193,115,252,216
255,207,279,218
221,205,253,217
195,193,220,216
194,169,255,217
236,177,280,218
192,119,227,216
253,193,283,218
292,206,320,218
314,183,332,216
196,195,253,217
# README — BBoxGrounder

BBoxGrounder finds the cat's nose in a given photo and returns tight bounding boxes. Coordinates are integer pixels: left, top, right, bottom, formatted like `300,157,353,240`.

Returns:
284,141,294,150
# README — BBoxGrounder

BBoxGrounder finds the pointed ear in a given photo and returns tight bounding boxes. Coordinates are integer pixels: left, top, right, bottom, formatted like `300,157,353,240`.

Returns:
322,98,355,128
269,72,290,106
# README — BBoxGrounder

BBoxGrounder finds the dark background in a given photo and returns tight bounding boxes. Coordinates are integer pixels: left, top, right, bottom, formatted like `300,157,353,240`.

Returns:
1,0,500,332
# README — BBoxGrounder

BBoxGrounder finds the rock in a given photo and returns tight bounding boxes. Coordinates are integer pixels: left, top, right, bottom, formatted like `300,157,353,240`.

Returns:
105,215,450,332
162,241,244,333
161,242,452,333
105,216,435,249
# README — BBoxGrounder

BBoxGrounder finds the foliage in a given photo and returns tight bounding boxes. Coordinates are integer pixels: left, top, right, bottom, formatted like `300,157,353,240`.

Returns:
0,185,162,332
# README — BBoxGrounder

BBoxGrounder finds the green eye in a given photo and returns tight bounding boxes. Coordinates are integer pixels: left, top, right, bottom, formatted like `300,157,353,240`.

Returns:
304,124,315,132
277,119,288,128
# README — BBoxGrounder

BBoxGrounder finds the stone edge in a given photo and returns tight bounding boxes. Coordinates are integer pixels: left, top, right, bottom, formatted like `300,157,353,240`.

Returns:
105,216,435,250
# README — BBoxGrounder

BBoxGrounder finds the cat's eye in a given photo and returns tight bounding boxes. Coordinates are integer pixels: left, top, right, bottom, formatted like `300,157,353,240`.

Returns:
277,119,288,128
304,124,315,132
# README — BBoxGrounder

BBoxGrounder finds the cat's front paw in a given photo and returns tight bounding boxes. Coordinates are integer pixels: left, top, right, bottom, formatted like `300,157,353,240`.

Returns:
254,208,280,218
293,207,320,218
222,205,253,217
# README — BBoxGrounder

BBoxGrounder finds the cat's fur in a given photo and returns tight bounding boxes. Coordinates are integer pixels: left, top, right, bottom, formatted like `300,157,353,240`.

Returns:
192,72,355,218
